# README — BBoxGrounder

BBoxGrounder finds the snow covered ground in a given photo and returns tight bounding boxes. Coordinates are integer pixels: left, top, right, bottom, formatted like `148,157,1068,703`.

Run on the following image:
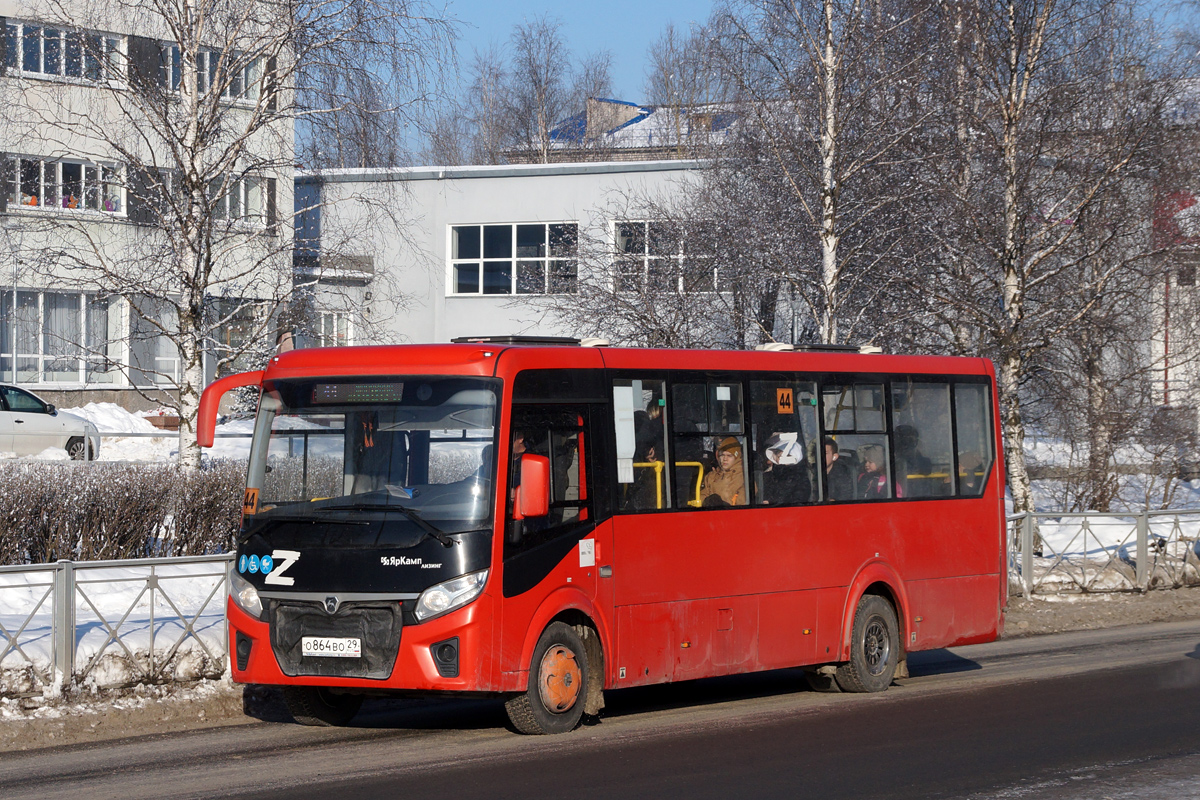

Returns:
58,403,253,462
0,558,230,696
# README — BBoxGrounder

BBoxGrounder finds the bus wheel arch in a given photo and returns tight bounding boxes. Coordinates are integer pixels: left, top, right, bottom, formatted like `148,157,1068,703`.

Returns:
552,609,606,716
505,620,593,734
839,569,909,661
515,592,611,709
835,593,901,692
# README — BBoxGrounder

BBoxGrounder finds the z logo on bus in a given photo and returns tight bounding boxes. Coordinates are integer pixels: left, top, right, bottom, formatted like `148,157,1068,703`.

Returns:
262,549,301,586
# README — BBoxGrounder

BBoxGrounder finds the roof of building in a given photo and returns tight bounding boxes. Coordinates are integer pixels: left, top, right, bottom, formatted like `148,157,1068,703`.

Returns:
541,99,738,157
297,158,704,185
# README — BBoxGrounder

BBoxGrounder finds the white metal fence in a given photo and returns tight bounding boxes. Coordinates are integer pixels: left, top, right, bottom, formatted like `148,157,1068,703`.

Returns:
0,554,232,697
1008,510,1200,596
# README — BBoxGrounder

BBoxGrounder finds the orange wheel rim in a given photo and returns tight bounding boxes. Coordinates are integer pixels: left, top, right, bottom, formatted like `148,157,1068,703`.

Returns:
538,644,582,713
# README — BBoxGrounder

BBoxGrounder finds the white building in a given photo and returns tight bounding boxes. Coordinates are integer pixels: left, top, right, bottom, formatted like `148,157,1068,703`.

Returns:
299,160,700,345
0,2,292,410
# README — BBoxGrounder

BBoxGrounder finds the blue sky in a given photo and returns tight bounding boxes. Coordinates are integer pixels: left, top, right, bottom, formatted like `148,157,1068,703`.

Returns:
441,0,715,102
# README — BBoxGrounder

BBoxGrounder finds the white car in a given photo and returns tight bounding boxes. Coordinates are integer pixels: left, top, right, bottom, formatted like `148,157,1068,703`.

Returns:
0,384,101,459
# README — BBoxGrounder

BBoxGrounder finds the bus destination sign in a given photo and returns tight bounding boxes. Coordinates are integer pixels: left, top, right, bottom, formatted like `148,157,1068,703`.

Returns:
312,382,405,404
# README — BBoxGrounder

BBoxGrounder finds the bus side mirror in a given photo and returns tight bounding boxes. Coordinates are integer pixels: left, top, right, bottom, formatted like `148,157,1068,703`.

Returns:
513,454,550,519
197,370,264,447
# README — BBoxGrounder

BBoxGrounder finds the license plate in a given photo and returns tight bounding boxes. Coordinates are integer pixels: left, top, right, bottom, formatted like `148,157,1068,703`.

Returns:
301,636,362,658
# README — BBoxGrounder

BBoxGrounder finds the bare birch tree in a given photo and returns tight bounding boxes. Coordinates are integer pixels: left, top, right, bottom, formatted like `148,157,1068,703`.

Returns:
902,0,1184,512
711,0,934,345
4,0,444,466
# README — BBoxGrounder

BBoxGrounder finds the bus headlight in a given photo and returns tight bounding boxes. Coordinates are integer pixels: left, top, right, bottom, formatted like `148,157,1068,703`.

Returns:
229,567,264,620
414,570,488,622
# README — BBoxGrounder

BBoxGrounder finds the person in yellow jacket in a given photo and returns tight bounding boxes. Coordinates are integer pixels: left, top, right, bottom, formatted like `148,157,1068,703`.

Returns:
699,437,746,507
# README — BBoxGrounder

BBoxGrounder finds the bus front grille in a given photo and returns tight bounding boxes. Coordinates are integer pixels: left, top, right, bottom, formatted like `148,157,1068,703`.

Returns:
268,601,402,680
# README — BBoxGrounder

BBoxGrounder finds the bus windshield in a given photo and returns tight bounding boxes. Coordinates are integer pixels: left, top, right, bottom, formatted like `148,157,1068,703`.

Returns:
245,376,498,532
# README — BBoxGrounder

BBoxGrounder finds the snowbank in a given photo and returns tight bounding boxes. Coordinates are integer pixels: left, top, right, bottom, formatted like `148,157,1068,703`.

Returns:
0,559,230,695
60,403,252,462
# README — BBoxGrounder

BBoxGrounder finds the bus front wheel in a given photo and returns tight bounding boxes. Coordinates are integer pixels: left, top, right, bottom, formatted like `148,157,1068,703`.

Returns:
835,595,899,693
282,686,363,726
505,622,588,735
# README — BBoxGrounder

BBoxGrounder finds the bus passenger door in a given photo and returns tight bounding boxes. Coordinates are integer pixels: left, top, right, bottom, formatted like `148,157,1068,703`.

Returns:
498,406,599,677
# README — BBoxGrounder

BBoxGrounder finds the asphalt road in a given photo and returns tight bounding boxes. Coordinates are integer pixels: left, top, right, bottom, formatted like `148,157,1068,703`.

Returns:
4,621,1200,800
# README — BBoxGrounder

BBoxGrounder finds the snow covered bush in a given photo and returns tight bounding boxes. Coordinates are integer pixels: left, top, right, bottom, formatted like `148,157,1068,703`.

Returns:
0,461,244,565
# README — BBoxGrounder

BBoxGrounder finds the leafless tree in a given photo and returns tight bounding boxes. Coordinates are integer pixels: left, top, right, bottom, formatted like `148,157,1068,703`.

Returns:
4,0,438,466
710,0,935,345
899,0,1186,512
424,43,508,165
295,0,453,169
504,15,571,164
543,2,933,351
542,182,778,349
423,18,613,165
643,22,732,158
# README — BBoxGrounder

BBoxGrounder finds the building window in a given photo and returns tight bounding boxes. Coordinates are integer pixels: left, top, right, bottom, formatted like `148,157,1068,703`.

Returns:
316,311,351,347
129,296,180,386
613,220,718,293
5,156,124,214
160,45,260,100
1178,254,1198,287
5,21,121,81
450,223,578,295
0,291,118,384
208,175,264,223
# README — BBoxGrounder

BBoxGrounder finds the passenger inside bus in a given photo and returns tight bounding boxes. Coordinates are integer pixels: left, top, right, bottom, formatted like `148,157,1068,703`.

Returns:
699,437,746,507
857,444,900,500
823,437,856,501
959,450,984,495
625,393,666,511
894,424,933,497
624,437,663,510
761,432,811,505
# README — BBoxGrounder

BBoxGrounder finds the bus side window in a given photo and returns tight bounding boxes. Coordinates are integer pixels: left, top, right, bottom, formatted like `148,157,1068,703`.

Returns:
821,384,893,501
750,381,817,506
505,409,592,557
672,381,748,508
892,381,954,498
613,378,669,512
954,383,994,496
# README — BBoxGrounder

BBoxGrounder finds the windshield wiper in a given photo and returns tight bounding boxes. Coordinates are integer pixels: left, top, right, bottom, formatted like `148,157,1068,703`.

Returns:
238,513,369,544
316,501,457,548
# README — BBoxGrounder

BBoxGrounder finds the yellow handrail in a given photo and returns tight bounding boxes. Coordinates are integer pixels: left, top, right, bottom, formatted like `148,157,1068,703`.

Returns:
631,460,707,509
632,461,665,508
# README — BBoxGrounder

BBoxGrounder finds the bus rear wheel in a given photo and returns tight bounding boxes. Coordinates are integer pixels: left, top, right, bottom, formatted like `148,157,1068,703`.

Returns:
505,622,588,735
835,595,899,693
282,686,363,727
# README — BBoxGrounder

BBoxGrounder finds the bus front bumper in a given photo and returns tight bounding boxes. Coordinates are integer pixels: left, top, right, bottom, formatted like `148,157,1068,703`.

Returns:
226,595,497,692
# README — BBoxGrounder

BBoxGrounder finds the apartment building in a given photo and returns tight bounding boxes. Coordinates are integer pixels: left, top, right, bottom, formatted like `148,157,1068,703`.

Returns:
0,0,293,410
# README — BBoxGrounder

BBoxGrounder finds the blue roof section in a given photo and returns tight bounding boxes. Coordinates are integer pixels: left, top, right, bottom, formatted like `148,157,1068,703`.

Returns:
544,98,741,149
711,112,737,132
594,97,642,108
548,99,654,143
549,111,588,143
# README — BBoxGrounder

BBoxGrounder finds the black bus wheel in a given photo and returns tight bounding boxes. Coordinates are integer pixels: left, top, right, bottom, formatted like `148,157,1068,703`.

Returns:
282,686,363,726
505,621,588,735
834,595,900,693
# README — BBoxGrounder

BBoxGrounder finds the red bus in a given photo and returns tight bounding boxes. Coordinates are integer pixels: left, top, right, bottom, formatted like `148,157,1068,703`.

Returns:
200,338,1005,734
